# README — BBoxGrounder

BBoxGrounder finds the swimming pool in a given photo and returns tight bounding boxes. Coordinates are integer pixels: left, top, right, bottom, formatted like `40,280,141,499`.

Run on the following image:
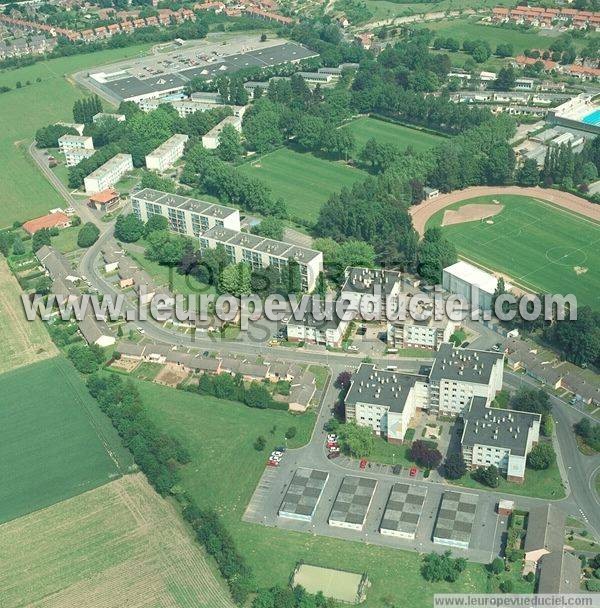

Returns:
582,109,600,126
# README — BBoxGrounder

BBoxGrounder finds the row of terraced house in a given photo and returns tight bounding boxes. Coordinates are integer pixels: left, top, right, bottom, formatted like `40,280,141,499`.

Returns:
491,5,600,30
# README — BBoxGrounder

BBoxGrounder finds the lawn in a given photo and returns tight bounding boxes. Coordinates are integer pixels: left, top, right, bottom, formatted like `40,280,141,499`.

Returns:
0,356,132,524
0,44,152,227
426,195,600,308
364,0,511,20
50,225,82,254
415,18,586,54
238,148,367,223
0,474,234,608
141,382,491,608
346,117,445,155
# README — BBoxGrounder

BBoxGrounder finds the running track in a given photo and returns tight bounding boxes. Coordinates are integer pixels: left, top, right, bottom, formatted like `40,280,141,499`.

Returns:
410,186,600,236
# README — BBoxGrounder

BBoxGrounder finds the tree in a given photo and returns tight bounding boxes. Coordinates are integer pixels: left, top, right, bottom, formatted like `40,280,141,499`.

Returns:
495,66,516,91
421,551,465,583
219,262,252,296
0,231,14,257
417,227,457,284
254,435,266,451
32,228,52,252
251,216,284,241
35,123,77,148
34,275,53,295
145,230,191,267
144,214,169,236
285,426,297,439
338,422,374,457
489,557,504,575
68,344,102,374
499,579,514,593
496,43,514,58
474,464,499,488
527,442,556,470
77,222,100,248
443,453,467,480
12,238,26,256
410,440,443,469
245,382,272,409
218,124,243,162
516,158,540,186
114,213,145,243
335,371,352,392
541,415,554,438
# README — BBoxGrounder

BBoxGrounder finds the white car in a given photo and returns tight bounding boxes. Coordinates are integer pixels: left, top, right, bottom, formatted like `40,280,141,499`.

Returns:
329,446,340,453
327,434,337,442
347,345,359,352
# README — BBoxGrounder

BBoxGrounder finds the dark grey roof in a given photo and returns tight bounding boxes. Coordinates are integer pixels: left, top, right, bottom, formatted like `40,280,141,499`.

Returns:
461,396,540,456
524,504,565,554
132,188,238,220
36,245,76,280
287,299,349,332
329,476,377,527
429,343,503,384
341,267,401,298
380,483,427,535
538,551,581,593
79,310,112,344
101,72,188,100
345,364,427,413
279,468,329,520
433,491,478,546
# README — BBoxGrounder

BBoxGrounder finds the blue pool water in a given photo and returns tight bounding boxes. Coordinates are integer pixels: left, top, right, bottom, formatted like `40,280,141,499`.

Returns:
582,109,600,126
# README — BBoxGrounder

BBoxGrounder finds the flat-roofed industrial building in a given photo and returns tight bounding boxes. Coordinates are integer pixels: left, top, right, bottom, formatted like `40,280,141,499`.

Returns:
380,483,427,539
278,468,329,522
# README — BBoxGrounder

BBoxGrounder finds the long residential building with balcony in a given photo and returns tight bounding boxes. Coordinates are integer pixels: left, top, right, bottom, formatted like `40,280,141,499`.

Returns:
84,153,132,194
131,188,241,235
199,225,323,291
145,133,189,171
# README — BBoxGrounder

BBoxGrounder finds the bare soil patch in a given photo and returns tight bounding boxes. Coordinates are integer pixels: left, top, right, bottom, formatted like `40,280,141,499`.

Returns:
155,363,189,388
441,203,504,227
110,358,140,373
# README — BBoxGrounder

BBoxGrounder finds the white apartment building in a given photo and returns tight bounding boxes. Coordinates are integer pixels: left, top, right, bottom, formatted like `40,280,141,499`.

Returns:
345,364,429,443
286,302,351,348
461,396,541,483
428,343,504,416
340,267,402,315
387,315,455,350
145,133,189,171
199,225,323,292
58,134,95,167
83,153,133,194
131,188,240,235
202,115,243,149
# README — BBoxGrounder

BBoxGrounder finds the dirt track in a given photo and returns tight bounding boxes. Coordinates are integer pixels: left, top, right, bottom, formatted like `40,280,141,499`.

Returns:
410,186,600,236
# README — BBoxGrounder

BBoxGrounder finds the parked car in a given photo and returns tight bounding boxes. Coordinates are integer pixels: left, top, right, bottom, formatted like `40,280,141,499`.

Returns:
409,466,418,477
327,434,337,442
359,459,367,470
329,446,340,453
347,345,359,352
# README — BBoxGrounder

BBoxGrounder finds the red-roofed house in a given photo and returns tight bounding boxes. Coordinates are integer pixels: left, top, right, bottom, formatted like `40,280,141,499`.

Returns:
88,188,120,212
23,212,71,235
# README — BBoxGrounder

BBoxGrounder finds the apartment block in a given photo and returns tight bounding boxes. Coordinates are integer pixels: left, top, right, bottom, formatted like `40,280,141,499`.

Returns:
286,302,350,348
428,343,504,416
199,225,323,291
58,134,95,167
202,115,243,149
460,396,540,483
345,363,429,443
387,315,455,350
131,188,240,235
340,267,401,314
83,153,133,194
145,133,188,171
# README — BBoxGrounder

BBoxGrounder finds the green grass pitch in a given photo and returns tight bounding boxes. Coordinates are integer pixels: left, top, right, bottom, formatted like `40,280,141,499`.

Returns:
426,195,600,308
346,116,445,154
238,148,367,222
0,356,132,524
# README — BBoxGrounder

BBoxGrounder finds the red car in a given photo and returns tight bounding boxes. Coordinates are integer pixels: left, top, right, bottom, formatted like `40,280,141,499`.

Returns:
359,459,367,470
326,441,338,449
409,466,418,477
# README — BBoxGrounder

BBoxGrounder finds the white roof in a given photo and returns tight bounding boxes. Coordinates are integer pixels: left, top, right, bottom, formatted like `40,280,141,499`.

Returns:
443,261,508,296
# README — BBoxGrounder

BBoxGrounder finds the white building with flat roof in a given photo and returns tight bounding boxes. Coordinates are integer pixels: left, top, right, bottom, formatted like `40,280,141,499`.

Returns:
199,225,323,291
202,115,243,149
442,260,510,311
59,134,94,166
388,315,455,350
132,188,240,235
84,153,133,194
145,133,188,172
461,395,541,483
92,112,126,123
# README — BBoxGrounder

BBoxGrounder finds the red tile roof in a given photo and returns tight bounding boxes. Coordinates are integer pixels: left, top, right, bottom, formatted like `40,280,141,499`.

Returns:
23,212,70,235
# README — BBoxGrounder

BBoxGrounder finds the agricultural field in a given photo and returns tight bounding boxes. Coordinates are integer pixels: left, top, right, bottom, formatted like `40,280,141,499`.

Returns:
415,18,586,54
238,148,367,223
141,382,492,608
0,356,132,524
0,473,234,608
0,258,58,374
427,195,600,308
0,44,152,227
346,117,445,155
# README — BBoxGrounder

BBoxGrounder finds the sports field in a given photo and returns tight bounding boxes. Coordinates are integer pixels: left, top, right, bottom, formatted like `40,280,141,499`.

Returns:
0,259,58,374
140,381,495,608
426,195,600,307
0,356,132,524
0,474,234,608
0,44,152,227
346,117,445,155
238,148,367,222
